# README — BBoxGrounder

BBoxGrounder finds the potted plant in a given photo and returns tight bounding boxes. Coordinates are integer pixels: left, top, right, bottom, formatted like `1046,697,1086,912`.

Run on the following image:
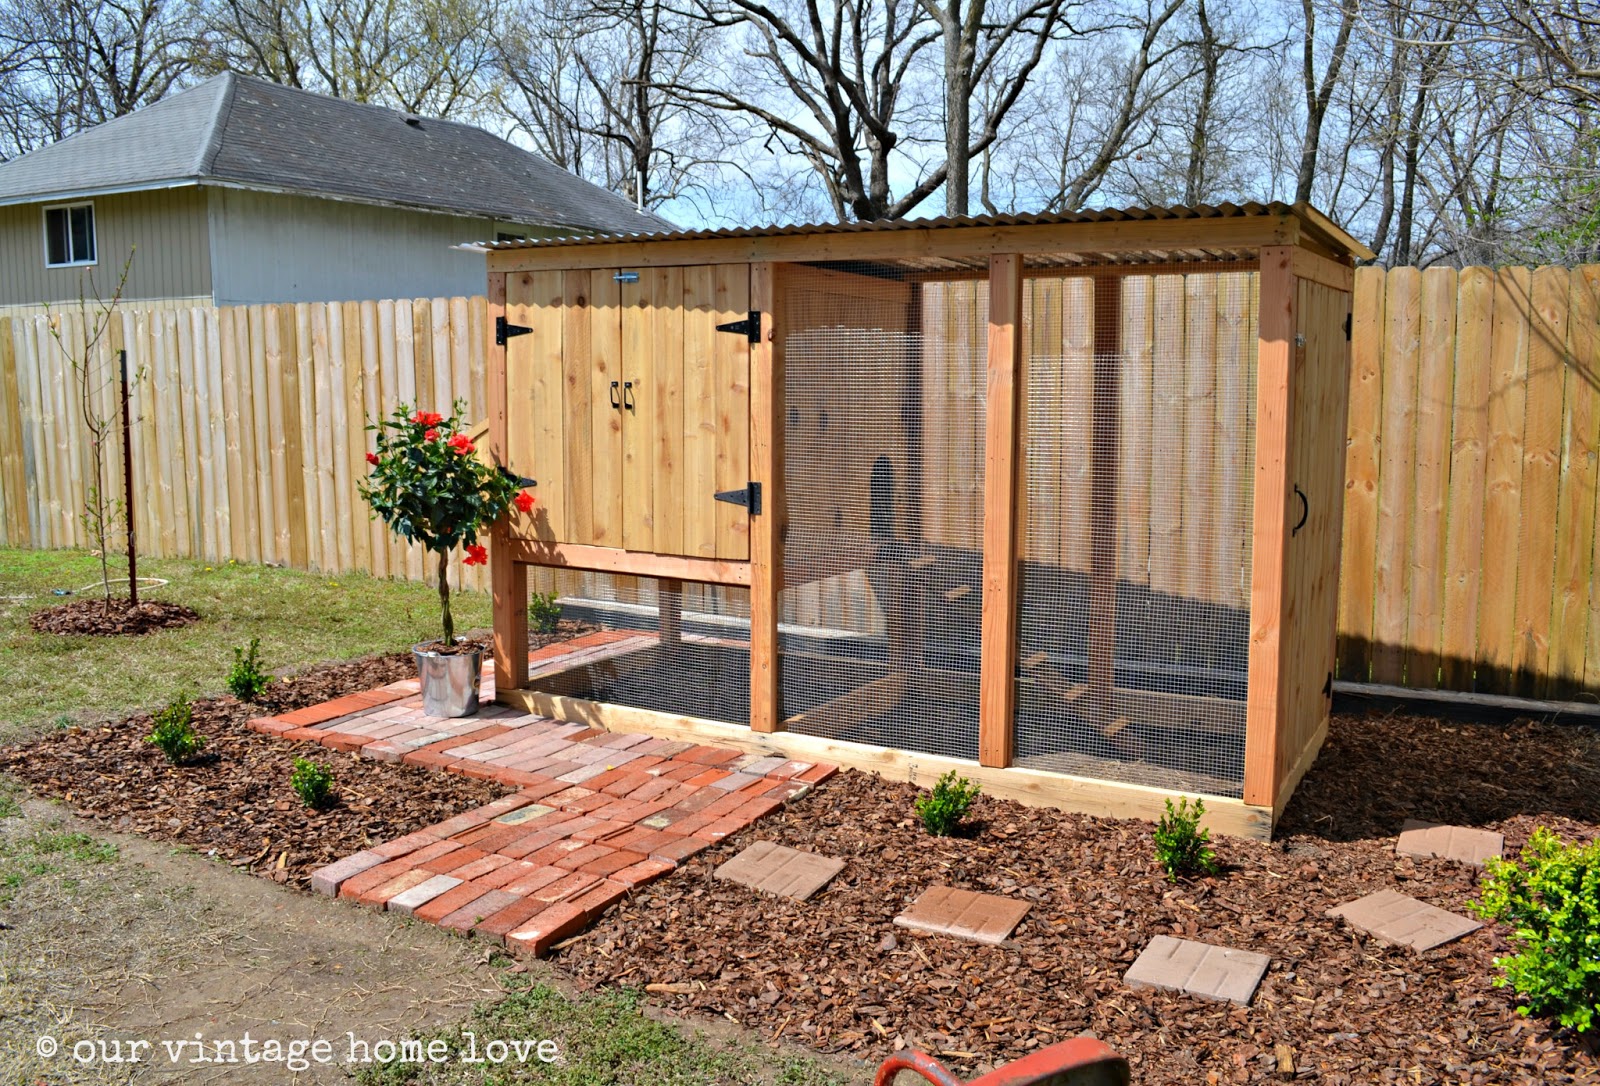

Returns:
359,400,532,716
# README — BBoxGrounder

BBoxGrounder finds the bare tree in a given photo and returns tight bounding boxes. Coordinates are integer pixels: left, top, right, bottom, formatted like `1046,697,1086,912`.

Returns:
45,253,135,610
1294,0,1357,201
197,0,498,117
495,0,736,210
0,0,195,157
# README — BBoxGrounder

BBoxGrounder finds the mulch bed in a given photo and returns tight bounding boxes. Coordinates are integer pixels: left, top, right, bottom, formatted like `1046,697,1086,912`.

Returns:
27,596,201,636
558,708,1600,1086
0,646,504,889
0,622,598,888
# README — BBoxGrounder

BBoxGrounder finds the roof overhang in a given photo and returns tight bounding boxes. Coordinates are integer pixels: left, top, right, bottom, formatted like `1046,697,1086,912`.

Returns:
476,201,1375,273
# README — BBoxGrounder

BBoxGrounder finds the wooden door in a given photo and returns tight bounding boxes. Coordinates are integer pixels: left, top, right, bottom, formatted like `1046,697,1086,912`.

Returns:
505,264,751,561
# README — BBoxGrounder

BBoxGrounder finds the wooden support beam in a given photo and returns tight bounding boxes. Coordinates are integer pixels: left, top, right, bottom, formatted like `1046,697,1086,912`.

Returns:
749,262,784,733
659,578,683,645
1243,246,1297,805
979,254,1024,768
505,539,752,586
495,686,1273,839
487,272,531,695
1089,274,1121,733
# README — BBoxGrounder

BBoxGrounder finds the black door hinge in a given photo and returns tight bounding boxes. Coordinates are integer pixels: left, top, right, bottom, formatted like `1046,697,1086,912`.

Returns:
496,316,531,346
1322,671,1333,700
498,466,537,487
714,482,762,515
716,311,762,344
1343,312,1352,340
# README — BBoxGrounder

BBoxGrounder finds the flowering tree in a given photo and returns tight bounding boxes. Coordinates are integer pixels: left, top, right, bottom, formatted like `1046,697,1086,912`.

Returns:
358,400,532,648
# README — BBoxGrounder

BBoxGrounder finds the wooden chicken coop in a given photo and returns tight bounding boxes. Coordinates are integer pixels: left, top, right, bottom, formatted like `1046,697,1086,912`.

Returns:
479,204,1373,839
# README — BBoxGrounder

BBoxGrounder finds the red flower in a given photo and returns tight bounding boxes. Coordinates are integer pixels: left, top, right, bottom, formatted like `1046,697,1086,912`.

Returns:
514,489,536,513
463,543,488,566
412,410,444,426
365,451,379,465
423,428,439,442
448,433,475,456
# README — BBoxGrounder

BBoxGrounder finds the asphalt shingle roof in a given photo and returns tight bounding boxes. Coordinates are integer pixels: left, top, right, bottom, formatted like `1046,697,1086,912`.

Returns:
0,73,672,235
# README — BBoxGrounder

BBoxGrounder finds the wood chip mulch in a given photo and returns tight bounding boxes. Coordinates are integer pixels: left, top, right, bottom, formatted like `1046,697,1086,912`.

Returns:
560,708,1600,1086
27,596,201,635
0,647,509,889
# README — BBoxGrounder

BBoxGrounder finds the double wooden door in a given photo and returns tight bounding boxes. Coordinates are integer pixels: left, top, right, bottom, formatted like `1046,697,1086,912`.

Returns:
504,265,752,560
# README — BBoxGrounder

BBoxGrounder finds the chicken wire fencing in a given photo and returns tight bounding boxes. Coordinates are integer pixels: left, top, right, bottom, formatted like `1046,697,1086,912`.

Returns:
523,569,752,725
776,263,988,758
1012,265,1258,797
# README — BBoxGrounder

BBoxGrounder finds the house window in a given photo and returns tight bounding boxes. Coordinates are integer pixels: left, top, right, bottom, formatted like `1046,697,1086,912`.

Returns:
44,202,96,267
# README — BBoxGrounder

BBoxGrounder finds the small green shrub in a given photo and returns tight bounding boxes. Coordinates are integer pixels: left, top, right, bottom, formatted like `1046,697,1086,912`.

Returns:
1153,796,1221,881
914,770,980,836
1470,827,1600,1033
528,590,563,635
291,757,336,809
146,692,204,764
226,637,271,701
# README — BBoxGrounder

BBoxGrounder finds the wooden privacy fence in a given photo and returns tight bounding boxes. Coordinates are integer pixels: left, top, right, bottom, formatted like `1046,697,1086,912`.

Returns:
1338,264,1600,700
1,267,1598,701
0,297,496,596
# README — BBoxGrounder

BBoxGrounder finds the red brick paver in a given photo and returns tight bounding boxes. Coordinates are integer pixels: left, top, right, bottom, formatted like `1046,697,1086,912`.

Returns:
270,635,834,957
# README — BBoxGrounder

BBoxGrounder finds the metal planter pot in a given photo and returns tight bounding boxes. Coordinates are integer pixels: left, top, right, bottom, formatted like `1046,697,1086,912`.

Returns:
413,642,482,718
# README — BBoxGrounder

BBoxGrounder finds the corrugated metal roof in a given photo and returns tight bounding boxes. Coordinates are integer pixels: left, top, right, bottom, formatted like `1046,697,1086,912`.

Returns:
473,201,1374,261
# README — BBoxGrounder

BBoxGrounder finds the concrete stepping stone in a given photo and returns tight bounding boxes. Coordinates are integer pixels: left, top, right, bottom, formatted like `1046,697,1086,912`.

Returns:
1396,820,1503,867
1124,935,1269,1007
714,840,844,901
893,885,1029,945
1326,889,1482,951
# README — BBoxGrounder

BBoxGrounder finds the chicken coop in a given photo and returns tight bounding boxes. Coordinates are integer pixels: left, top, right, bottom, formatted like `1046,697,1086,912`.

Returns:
479,204,1372,839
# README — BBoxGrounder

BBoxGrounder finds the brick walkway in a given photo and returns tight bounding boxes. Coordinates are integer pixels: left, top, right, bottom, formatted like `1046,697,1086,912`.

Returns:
249,631,836,957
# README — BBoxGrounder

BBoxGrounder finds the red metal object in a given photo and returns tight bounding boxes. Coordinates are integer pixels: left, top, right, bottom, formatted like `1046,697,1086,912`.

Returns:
874,1038,1130,1086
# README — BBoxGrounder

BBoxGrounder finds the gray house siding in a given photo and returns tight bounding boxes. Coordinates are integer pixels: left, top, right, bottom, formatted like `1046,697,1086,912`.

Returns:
0,187,211,308
206,189,555,305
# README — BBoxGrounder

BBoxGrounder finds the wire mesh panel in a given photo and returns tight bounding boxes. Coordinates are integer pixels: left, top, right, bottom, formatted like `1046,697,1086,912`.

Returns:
777,264,988,758
524,571,752,725
1013,265,1257,797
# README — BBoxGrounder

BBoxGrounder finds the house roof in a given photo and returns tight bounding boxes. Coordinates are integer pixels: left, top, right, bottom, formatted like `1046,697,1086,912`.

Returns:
0,73,673,234
473,201,1376,264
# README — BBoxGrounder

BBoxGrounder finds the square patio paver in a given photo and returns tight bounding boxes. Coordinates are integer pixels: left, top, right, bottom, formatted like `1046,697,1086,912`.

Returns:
1124,935,1270,1006
714,841,845,901
1396,820,1504,867
1326,889,1482,951
893,885,1029,945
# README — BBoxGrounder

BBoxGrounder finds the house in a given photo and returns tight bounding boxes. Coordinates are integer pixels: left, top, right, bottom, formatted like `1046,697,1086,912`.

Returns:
0,73,670,313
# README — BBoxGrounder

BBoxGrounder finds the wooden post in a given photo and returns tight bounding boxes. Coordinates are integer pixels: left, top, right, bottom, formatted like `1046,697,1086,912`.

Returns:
488,271,530,695
979,254,1024,768
1243,246,1297,806
1089,275,1121,729
749,262,784,733
660,578,683,646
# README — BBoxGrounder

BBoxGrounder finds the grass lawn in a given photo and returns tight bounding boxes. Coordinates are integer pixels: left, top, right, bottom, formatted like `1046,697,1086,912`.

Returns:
0,547,490,742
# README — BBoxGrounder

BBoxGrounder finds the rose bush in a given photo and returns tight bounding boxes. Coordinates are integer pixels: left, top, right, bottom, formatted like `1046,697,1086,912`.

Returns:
359,400,531,648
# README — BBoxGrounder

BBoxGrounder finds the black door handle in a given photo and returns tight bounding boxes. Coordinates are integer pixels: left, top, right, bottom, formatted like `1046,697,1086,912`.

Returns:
609,380,621,409
622,381,635,411
1292,484,1308,535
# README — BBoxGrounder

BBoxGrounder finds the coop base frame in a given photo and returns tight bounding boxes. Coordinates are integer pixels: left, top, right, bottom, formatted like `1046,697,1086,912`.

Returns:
496,684,1279,839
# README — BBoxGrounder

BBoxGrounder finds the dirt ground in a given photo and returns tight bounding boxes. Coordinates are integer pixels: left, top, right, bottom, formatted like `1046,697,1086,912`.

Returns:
0,789,504,1085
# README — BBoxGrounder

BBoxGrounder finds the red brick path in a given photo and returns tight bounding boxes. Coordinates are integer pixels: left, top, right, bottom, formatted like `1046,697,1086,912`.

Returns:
252,631,836,957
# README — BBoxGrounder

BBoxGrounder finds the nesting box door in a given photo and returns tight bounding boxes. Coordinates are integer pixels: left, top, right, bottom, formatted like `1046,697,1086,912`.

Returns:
504,265,751,560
